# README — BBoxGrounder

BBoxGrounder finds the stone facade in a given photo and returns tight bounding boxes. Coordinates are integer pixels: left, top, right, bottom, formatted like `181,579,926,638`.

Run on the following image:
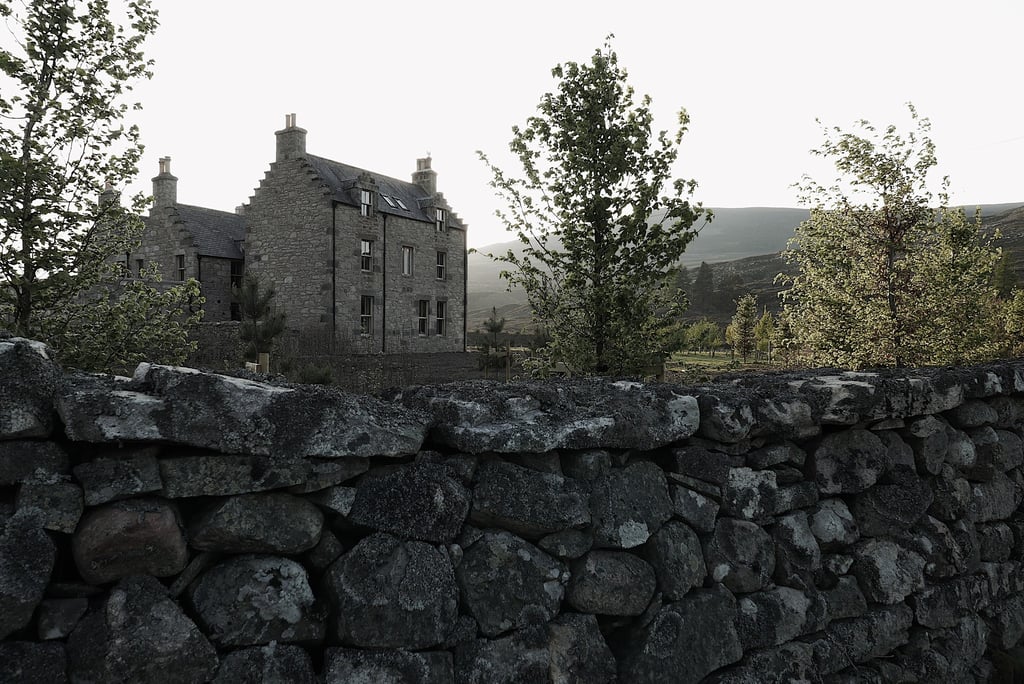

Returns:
130,157,245,323
134,115,468,351
3,337,1024,682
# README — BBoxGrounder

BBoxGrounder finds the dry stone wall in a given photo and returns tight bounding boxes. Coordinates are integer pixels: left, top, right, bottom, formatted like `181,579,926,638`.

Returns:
1,335,1023,682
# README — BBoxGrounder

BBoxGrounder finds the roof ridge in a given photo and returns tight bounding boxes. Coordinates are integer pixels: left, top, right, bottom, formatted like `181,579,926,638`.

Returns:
305,154,427,194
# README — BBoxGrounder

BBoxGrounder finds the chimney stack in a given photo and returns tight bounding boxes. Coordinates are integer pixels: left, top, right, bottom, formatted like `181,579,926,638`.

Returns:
275,113,307,162
412,155,437,196
152,156,177,209
99,179,118,209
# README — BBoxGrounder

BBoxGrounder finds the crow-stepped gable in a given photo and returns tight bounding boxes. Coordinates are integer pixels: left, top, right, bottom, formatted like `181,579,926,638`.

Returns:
130,115,468,353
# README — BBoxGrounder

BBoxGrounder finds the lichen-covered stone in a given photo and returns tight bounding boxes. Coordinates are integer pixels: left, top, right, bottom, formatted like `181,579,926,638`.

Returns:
567,550,655,616
824,575,867,622
72,449,163,505
813,604,914,671
772,510,821,586
59,363,428,457
0,441,70,486
643,520,706,600
621,585,743,682
983,593,1024,650
0,642,66,684
454,627,549,684
589,461,672,549
326,533,457,648
324,648,452,684
704,518,775,593
469,460,588,539
188,492,324,554
945,399,998,428
720,466,778,521
456,530,566,637
72,497,187,585
0,338,60,439
304,528,345,573
811,428,892,494
901,415,949,475
736,586,813,650
67,576,217,683
36,598,88,640
910,575,990,628
670,482,719,533
851,539,925,604
978,522,1015,562
15,481,83,533
809,498,859,551
188,555,324,646
672,445,743,484
547,613,616,684
928,465,973,521
392,379,699,453
746,441,806,469
850,466,933,536
159,453,307,497
969,470,1023,522
348,462,470,543
0,511,55,640
287,457,369,493
561,449,612,481
214,643,315,684
537,529,591,560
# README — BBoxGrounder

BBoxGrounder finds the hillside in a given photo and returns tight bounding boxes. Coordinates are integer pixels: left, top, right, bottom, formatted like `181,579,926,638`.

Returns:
468,203,1024,332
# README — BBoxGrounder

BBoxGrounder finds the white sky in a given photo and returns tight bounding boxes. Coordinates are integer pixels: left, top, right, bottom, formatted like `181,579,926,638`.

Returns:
122,0,1023,248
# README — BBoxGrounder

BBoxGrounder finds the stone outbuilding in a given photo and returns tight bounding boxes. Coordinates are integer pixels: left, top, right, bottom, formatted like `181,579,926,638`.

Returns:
129,115,468,353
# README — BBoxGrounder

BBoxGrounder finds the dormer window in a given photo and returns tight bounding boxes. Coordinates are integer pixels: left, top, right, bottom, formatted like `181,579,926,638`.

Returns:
360,189,373,217
435,208,446,233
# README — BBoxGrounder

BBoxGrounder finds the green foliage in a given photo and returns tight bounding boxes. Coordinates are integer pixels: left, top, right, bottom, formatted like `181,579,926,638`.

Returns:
689,262,714,311
0,1,198,373
0,0,158,333
754,309,775,355
479,38,708,375
234,272,286,361
51,269,202,374
780,105,1001,368
1001,289,1024,356
730,294,758,362
992,252,1018,299
685,318,724,356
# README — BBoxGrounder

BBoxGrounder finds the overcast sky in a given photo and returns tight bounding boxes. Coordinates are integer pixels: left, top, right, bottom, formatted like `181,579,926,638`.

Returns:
122,0,1022,248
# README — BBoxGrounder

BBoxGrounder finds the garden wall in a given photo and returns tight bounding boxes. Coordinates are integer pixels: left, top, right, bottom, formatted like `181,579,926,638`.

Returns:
1,335,1023,682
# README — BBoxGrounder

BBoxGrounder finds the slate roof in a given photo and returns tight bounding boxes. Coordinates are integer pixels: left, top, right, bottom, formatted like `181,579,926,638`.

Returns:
150,204,247,260
306,154,464,229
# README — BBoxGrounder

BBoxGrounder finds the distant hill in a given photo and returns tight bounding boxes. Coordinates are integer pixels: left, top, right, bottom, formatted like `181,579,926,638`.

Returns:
467,203,1024,331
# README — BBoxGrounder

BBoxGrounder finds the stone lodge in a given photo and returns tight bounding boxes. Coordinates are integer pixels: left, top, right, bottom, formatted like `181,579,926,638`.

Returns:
130,114,468,353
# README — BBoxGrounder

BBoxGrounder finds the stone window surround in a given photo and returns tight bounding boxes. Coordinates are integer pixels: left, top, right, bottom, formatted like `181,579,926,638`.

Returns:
402,245,414,276
417,299,428,336
360,240,373,273
359,189,373,217
436,251,446,280
435,299,447,336
175,254,185,281
359,295,373,336
435,207,446,233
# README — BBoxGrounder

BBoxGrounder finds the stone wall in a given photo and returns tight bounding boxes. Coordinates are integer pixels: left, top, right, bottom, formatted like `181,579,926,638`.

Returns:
1,335,1023,682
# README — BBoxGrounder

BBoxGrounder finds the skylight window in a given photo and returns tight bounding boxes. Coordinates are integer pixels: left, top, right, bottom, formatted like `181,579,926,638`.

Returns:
394,197,408,210
380,194,397,208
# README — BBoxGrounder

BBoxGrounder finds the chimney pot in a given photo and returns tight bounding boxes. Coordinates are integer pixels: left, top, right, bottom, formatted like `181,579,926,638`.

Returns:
276,113,307,162
152,156,178,210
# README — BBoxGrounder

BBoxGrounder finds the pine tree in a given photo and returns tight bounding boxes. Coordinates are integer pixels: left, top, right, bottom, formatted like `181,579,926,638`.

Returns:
234,273,286,361
730,294,758,362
